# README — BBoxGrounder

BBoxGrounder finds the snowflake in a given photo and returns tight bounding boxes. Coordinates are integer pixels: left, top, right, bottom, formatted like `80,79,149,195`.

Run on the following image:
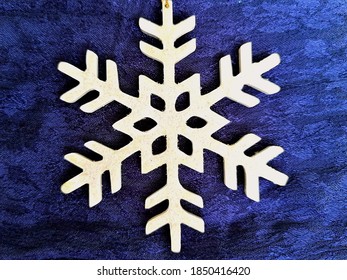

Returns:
58,1,288,253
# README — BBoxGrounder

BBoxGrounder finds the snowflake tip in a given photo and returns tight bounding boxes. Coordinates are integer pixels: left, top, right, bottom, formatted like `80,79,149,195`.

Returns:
215,43,282,108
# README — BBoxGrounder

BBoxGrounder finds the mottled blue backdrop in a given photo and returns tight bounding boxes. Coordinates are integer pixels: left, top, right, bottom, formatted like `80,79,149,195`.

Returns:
0,0,346,259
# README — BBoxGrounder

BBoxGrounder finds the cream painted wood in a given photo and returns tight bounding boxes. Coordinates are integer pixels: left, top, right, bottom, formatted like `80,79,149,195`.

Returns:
58,0,288,253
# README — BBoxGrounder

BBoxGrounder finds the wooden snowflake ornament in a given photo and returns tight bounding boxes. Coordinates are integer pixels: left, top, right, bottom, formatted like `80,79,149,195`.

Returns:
58,0,288,253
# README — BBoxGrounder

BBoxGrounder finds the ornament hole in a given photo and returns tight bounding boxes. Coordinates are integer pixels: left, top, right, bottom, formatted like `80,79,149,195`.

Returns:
175,92,190,111
178,135,193,155
152,136,167,155
186,116,207,129
151,94,166,111
133,118,157,132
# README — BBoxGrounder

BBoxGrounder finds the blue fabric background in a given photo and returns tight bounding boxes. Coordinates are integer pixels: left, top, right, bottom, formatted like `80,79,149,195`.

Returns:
0,0,346,259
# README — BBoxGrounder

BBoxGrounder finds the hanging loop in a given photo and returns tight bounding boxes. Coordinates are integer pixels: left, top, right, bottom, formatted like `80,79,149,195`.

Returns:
165,0,169,8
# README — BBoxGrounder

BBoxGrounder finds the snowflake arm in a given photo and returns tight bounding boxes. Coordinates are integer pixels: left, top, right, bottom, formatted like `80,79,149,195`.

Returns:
61,140,140,207
198,37,287,202
58,50,135,112
204,42,281,108
205,134,288,202
145,172,204,253
139,5,196,83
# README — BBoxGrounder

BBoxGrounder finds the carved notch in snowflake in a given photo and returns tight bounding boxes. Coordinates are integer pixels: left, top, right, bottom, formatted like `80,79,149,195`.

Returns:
58,0,288,253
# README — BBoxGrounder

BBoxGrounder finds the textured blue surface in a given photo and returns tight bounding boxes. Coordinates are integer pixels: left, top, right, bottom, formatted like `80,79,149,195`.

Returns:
0,0,346,259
